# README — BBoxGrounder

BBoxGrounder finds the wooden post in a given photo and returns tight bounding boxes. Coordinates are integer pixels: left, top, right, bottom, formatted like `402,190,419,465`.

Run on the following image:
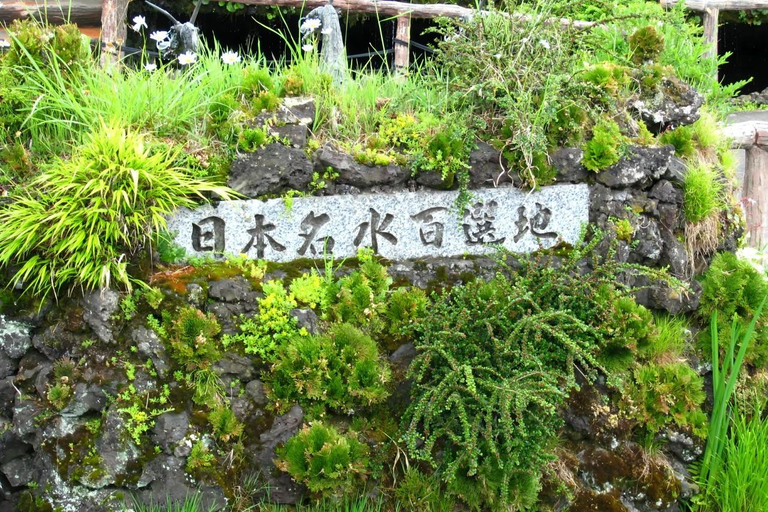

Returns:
702,7,719,80
743,145,768,248
394,14,411,74
100,0,130,65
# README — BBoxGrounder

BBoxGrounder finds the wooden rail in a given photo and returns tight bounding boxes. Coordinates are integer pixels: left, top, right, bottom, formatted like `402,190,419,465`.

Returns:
725,112,768,247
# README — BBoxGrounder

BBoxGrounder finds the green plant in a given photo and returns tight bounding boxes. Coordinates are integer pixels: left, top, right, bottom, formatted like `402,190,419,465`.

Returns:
290,271,325,309
208,406,244,442
403,233,677,511
696,296,768,509
612,217,634,242
223,280,307,361
394,468,455,512
125,494,217,512
660,126,695,158
698,252,768,366
641,313,689,362
47,383,72,410
186,440,216,475
683,162,723,223
324,248,392,333
0,123,234,301
145,287,164,310
266,323,390,414
582,118,626,171
237,127,268,152
166,307,222,370
620,362,706,437
628,25,665,64
384,287,428,346
275,422,370,498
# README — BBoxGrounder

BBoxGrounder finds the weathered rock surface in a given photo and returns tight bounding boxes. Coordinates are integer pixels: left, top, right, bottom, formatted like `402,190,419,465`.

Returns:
81,289,121,344
632,77,704,133
206,276,260,335
152,411,190,452
251,404,305,504
316,144,408,189
228,143,314,197
132,325,170,379
595,146,679,189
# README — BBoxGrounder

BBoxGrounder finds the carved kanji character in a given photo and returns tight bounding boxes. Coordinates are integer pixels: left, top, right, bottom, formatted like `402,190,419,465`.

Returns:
191,216,225,252
463,200,505,245
242,214,286,258
298,211,335,256
354,208,398,253
411,207,448,248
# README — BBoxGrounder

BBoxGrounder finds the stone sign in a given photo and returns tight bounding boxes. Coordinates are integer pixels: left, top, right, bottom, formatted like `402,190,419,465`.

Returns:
166,185,590,262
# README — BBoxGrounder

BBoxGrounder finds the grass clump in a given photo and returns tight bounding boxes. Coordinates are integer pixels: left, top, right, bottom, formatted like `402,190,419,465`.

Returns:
266,323,390,415
276,422,370,499
683,163,723,223
0,123,233,301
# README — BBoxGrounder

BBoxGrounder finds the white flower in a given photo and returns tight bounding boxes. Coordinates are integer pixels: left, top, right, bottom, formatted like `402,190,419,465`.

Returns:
321,28,332,35
220,50,241,65
177,51,197,66
144,62,157,72
149,30,169,42
493,53,502,59
300,18,321,32
131,15,147,32
0,40,9,49
539,39,550,50
302,43,314,52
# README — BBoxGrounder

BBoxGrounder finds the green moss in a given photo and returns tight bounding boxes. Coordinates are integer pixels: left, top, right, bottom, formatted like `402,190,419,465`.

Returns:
660,126,695,158
628,25,665,64
582,118,625,172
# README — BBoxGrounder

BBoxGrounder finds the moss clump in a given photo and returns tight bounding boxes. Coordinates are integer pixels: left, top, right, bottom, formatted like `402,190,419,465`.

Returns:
275,422,370,498
582,119,625,171
660,126,695,158
266,323,391,414
628,25,665,64
620,362,707,436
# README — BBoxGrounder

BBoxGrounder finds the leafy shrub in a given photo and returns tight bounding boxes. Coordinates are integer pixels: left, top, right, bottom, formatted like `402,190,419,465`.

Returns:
403,235,675,511
582,118,625,171
683,163,723,223
698,252,768,366
275,422,370,498
222,280,308,361
384,287,428,346
266,323,390,414
602,294,658,371
620,362,706,437
0,123,233,300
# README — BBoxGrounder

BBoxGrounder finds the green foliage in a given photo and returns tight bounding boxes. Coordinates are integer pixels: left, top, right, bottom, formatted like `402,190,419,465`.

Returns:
394,468,455,512
642,313,689,362
275,422,370,498
698,252,768,366
706,406,768,512
186,440,216,476
683,163,724,223
628,25,665,64
125,494,216,512
208,406,244,442
237,127,268,152
117,384,172,444
384,287,428,346
266,323,390,414
620,362,706,437
222,280,308,361
696,298,768,509
582,118,626,172
602,294,657,371
290,271,325,309
324,249,393,333
4,20,88,71
0,123,233,301
660,126,695,158
403,234,676,511
612,217,634,242
166,307,222,370
47,383,72,410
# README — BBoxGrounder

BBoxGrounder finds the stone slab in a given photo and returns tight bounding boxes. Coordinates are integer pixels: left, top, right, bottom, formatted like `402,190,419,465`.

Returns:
166,185,590,262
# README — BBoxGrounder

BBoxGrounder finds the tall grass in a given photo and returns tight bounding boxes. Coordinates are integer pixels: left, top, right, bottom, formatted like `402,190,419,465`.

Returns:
16,40,247,153
696,295,768,509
